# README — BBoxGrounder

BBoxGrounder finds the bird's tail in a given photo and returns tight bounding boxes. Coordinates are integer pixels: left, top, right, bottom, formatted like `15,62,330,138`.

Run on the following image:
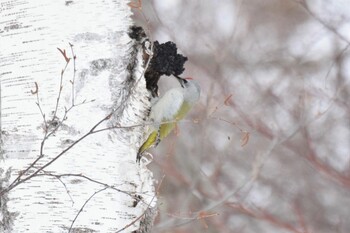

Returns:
136,131,158,163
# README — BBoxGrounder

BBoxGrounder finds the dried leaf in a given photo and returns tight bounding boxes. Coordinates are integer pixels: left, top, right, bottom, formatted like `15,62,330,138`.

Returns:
197,211,219,219
240,131,250,147
57,47,71,63
31,82,38,95
197,211,219,228
128,0,142,8
224,94,233,106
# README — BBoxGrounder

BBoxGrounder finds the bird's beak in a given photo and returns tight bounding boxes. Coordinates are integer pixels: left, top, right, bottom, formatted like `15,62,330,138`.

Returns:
174,75,186,87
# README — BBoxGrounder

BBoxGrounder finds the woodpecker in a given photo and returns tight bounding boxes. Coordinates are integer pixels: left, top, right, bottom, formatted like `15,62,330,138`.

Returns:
137,76,201,162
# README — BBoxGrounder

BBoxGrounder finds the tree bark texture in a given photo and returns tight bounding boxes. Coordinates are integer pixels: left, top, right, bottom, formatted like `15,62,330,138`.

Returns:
0,1,156,232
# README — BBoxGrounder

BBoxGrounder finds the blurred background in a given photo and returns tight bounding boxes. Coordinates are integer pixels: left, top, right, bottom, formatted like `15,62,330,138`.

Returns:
133,0,350,232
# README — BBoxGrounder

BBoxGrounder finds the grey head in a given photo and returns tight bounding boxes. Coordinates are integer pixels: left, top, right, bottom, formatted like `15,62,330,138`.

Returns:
175,75,201,104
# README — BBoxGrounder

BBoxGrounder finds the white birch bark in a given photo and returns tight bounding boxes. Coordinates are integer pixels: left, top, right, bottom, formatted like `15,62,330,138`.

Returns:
0,1,156,232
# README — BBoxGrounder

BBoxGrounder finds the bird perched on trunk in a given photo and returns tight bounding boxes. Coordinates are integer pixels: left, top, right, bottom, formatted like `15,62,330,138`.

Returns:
137,76,201,163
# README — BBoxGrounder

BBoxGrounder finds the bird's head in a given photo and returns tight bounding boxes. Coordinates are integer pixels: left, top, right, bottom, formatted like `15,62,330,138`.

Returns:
174,75,192,88
174,75,200,103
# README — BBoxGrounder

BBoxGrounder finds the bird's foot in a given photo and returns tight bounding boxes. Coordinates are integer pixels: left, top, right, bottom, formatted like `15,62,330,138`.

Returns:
136,152,153,165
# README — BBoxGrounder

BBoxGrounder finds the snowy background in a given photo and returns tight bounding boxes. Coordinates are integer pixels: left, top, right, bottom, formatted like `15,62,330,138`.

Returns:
133,1,350,232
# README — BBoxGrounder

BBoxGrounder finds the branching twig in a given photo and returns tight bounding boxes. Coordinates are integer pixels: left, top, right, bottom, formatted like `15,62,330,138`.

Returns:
53,48,71,121
297,0,350,45
1,34,154,196
36,172,145,201
37,170,75,206
114,174,163,233
68,187,109,233
9,83,48,187
228,203,305,233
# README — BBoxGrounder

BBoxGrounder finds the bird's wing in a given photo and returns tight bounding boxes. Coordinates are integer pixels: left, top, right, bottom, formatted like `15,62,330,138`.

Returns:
150,87,184,123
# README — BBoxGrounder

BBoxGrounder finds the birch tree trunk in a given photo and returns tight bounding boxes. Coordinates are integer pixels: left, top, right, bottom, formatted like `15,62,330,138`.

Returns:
0,1,156,232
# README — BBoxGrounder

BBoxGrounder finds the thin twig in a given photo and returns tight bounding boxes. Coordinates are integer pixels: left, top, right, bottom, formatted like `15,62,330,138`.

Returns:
68,187,109,233
2,34,154,195
37,170,75,206
36,172,144,201
9,85,48,187
297,0,350,45
53,54,70,121
69,43,76,106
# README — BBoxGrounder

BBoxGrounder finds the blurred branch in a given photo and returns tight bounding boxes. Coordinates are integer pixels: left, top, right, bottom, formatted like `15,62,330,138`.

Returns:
304,129,350,187
297,0,350,45
228,202,309,233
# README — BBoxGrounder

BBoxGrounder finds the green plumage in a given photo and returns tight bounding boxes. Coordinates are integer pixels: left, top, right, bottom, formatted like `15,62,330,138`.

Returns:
136,77,200,163
138,101,191,155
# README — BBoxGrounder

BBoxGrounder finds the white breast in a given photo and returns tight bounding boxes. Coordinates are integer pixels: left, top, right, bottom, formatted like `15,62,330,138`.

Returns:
150,87,184,123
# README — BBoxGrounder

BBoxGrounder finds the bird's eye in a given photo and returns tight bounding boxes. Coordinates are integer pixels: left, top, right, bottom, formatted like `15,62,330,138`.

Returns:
181,79,188,88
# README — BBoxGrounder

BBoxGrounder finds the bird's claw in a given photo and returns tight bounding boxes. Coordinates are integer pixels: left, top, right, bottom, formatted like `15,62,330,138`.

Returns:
136,152,153,165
